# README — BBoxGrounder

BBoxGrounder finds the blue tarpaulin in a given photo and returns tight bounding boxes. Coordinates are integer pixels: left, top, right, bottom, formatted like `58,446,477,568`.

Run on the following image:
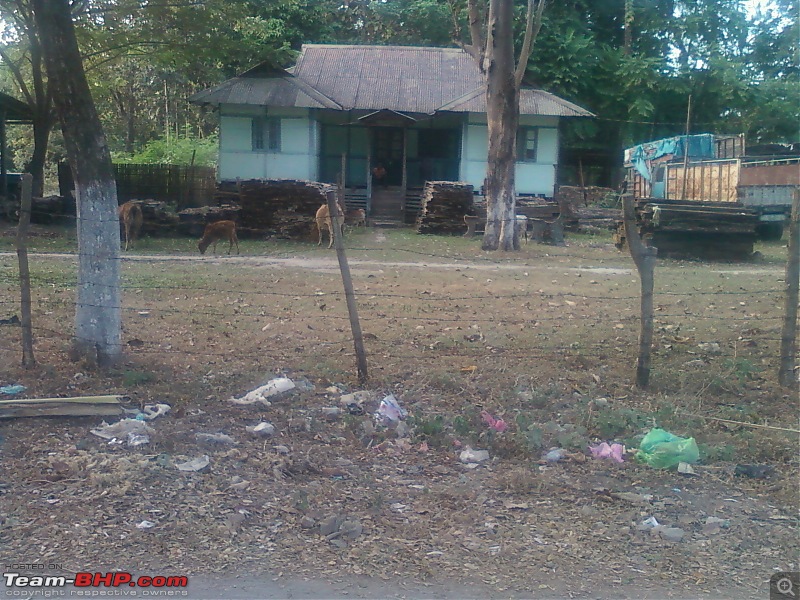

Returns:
625,134,716,181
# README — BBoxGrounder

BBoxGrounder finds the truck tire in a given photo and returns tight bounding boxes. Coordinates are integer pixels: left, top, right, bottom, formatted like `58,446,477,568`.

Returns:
756,222,784,241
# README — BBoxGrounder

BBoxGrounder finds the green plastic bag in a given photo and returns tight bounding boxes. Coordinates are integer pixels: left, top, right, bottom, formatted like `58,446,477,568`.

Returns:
636,428,700,469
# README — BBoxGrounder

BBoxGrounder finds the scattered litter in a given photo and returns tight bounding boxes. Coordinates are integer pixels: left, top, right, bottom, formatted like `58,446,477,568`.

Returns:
0,385,26,395
653,526,685,542
229,377,296,405
375,394,407,424
677,462,697,475
321,407,342,421
543,448,566,462
91,419,155,445
610,491,653,504
697,342,722,354
127,432,150,447
339,391,372,407
195,432,237,446
703,516,730,535
638,516,660,530
175,455,210,472
0,395,124,419
0,315,20,325
734,464,774,479
589,442,625,463
480,410,508,433
136,520,156,529
140,403,171,420
273,445,290,454
246,422,276,437
459,447,490,464
636,428,699,469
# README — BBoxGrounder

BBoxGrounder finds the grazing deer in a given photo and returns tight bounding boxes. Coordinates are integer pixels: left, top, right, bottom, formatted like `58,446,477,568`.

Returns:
198,220,240,255
345,208,367,231
118,201,143,251
315,201,344,249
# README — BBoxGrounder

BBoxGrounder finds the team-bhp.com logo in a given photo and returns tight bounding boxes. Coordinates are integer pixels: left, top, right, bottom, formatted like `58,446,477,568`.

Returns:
4,572,188,592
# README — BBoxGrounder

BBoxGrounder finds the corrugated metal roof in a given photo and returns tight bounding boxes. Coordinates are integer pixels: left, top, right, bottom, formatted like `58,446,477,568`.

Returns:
188,65,342,110
190,45,592,118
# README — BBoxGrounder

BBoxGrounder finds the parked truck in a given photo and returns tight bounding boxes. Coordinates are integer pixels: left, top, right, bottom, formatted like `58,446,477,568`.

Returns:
624,133,798,240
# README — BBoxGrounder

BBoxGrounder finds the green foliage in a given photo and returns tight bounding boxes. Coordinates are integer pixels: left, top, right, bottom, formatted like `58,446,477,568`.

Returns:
113,135,218,167
591,407,650,440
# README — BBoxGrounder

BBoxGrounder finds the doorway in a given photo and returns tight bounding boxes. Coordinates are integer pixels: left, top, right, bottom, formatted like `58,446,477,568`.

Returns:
371,127,404,187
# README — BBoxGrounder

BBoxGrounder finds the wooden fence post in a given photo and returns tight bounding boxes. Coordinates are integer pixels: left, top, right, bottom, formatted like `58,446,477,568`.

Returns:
15,173,35,367
326,189,368,384
779,189,799,388
622,193,656,388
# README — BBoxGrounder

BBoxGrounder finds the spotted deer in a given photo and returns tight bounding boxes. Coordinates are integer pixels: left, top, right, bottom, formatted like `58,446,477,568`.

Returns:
315,201,345,249
198,220,240,255
118,201,143,251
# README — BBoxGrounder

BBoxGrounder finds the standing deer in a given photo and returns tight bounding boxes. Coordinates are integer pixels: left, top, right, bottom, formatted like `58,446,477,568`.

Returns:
118,201,143,251
315,201,345,249
198,220,240,255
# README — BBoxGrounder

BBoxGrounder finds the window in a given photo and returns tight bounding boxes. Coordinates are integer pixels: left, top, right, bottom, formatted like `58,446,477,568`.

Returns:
252,117,281,152
517,127,538,162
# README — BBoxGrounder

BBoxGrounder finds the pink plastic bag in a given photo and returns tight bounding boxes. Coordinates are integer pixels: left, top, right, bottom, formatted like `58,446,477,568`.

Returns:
480,410,508,433
589,442,625,463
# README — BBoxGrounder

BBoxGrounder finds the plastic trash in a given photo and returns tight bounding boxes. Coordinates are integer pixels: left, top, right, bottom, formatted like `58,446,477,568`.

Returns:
175,455,210,472
0,384,26,395
459,447,490,463
195,432,237,445
246,422,276,437
589,442,625,463
127,432,150,447
638,516,660,530
229,377,295,405
136,520,156,529
636,428,699,469
543,448,566,462
375,395,407,424
480,410,508,433
141,403,171,420
91,419,155,442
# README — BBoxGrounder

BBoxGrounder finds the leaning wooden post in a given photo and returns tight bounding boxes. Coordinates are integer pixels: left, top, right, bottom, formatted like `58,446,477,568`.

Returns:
778,189,799,388
326,189,368,384
15,173,35,367
622,193,656,388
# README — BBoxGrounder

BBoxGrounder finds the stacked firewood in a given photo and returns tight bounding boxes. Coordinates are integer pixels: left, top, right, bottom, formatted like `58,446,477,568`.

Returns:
134,200,180,235
415,181,474,235
177,204,241,237
215,179,334,237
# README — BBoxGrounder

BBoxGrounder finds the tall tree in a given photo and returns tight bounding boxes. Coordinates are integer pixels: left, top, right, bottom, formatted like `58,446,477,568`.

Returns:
0,0,54,196
457,0,546,251
31,0,121,366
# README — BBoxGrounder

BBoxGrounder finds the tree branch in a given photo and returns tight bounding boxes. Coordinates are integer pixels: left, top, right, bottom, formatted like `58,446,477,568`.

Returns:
466,0,485,69
0,47,34,106
515,0,547,89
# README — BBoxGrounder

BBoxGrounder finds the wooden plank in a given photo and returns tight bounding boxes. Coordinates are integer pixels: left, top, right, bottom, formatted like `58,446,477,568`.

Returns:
0,394,125,419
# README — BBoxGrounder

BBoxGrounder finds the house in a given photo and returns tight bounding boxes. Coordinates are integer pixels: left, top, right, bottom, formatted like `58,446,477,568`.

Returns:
189,44,593,222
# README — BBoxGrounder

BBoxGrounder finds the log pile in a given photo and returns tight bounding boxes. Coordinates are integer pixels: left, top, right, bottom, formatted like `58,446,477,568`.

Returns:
415,181,474,235
133,200,180,235
29,196,75,224
177,204,241,238
556,185,617,231
216,179,334,238
615,199,759,260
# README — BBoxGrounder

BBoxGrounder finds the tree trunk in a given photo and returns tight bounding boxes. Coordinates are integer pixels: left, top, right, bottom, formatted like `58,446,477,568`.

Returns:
482,0,519,251
32,0,121,367
27,115,51,197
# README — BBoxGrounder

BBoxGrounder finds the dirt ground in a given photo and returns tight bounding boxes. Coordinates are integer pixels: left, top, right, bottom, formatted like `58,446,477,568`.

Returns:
0,224,797,599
